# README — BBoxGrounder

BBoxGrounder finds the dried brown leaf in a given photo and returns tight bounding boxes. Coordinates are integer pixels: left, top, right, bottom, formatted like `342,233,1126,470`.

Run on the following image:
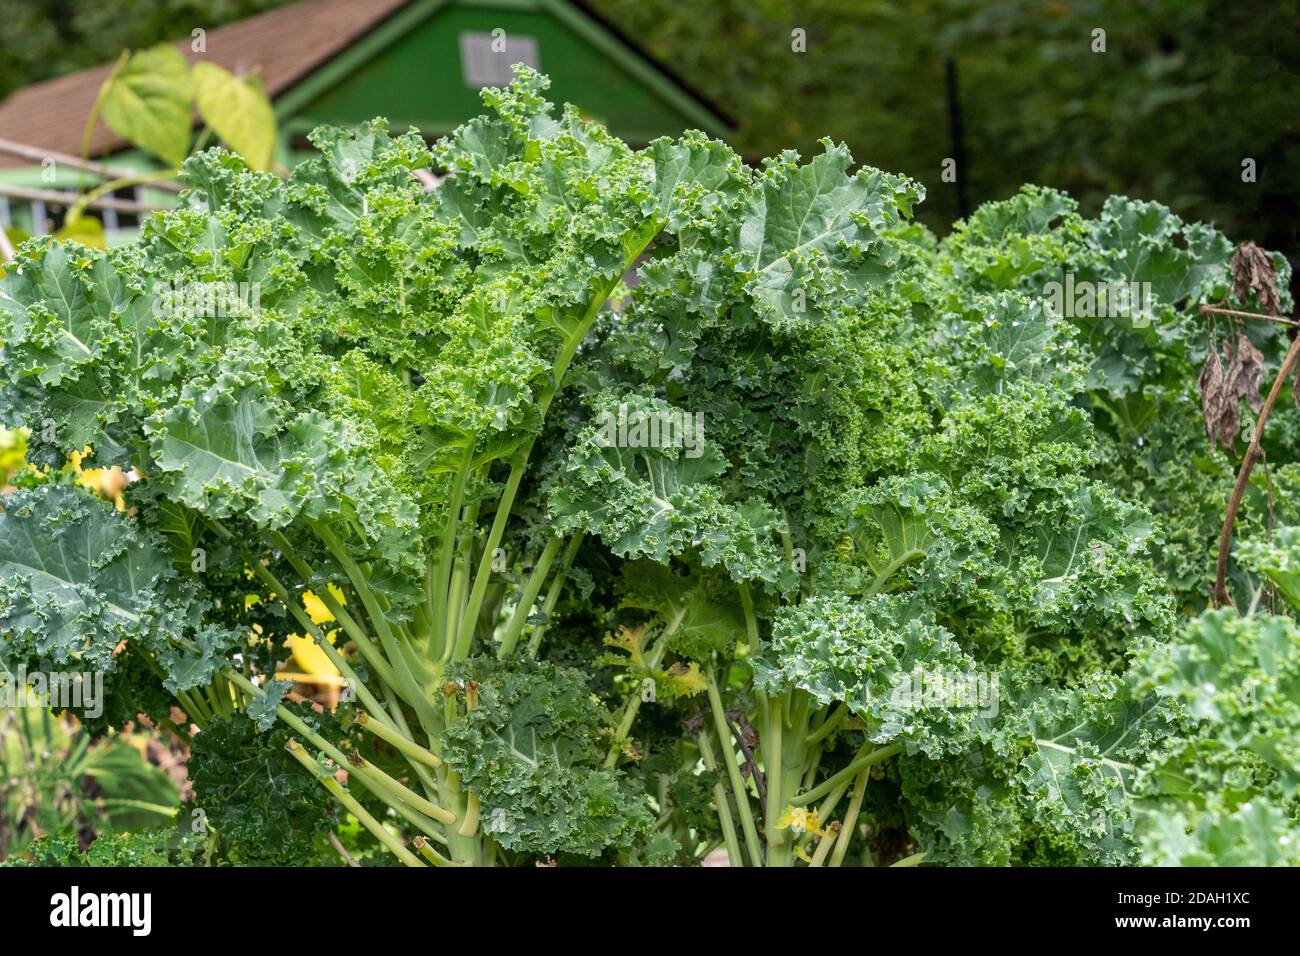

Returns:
1228,332,1267,415
1231,241,1282,316
1214,391,1241,455
1200,332,1267,454
1198,346,1224,443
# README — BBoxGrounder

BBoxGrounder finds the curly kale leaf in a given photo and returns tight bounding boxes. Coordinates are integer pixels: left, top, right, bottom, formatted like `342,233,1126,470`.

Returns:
939,185,1088,295
840,473,1002,601
0,242,130,391
442,658,655,860
1017,677,1176,865
1239,526,1300,615
187,707,339,865
1085,196,1233,313
549,391,785,582
616,559,745,660
1139,802,1300,866
738,141,922,330
899,747,1023,866
5,829,207,867
1129,607,1300,865
754,593,990,758
1139,609,1300,786
0,483,227,686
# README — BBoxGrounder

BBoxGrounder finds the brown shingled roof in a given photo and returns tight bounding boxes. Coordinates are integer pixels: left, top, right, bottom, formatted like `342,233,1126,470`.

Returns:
0,0,411,167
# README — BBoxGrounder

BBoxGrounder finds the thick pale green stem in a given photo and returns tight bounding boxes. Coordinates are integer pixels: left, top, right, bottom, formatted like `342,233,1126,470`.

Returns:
443,508,475,655
808,825,840,867
285,739,424,868
706,668,763,866
247,551,398,728
383,684,442,801
695,729,743,867
816,779,852,824
801,744,825,791
429,447,472,660
764,701,791,865
201,683,225,721
738,583,759,645
497,536,563,658
414,836,461,867
310,520,439,732
356,710,442,768
225,670,455,826
603,626,673,768
830,764,872,867
189,687,216,723
267,530,406,700
174,689,207,728
806,703,848,745
791,742,903,806
866,548,925,597
449,242,655,664
395,636,433,687
451,441,533,661
527,532,584,657
457,792,481,837
350,754,455,824
763,689,814,867
367,780,453,846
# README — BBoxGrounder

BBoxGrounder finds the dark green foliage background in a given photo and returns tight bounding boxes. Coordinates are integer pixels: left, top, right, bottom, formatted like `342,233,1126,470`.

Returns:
3,0,1293,275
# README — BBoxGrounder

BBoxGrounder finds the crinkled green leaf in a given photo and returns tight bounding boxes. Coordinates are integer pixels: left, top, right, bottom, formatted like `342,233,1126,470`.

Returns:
754,593,990,758
442,658,655,859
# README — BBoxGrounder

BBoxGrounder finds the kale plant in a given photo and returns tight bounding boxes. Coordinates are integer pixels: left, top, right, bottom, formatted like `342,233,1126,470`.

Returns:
1,69,1295,867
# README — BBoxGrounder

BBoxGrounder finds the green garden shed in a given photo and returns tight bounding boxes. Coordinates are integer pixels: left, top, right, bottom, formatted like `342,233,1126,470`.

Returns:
0,0,731,241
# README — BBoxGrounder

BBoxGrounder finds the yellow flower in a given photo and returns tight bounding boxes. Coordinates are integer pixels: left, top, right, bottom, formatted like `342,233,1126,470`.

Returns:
775,806,827,837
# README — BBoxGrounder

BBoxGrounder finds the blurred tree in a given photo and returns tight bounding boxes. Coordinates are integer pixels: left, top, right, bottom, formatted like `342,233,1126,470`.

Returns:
2,0,1294,267
0,0,287,101
590,0,1299,276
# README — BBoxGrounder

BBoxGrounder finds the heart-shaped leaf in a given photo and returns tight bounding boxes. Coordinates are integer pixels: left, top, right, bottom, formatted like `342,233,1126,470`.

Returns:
101,45,194,168
193,63,277,171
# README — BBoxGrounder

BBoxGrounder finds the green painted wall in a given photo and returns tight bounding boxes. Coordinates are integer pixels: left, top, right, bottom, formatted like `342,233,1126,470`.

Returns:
291,5,703,145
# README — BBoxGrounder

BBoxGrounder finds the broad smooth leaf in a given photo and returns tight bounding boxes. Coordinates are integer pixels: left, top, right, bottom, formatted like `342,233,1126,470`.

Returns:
193,63,277,171
55,216,108,249
101,45,194,168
